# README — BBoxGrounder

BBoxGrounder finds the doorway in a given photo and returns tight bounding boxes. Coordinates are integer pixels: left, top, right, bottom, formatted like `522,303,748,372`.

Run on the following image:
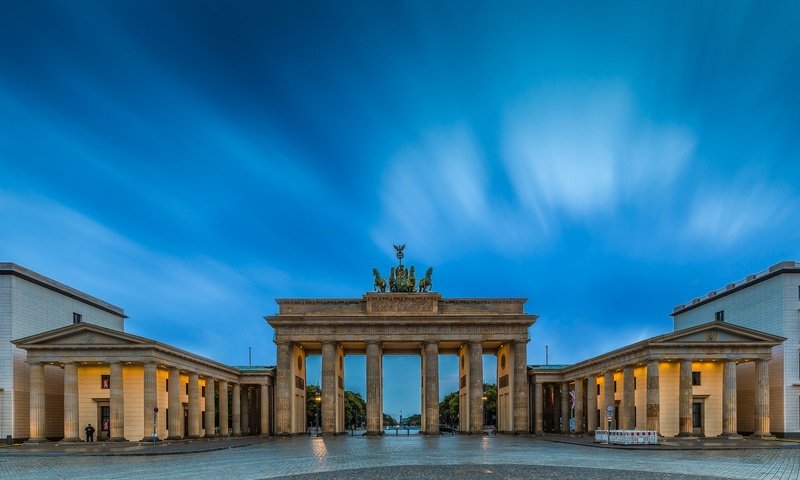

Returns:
692,400,704,436
97,403,110,441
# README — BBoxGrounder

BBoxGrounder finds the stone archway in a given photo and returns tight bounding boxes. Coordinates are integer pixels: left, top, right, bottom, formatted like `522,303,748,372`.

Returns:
267,292,537,435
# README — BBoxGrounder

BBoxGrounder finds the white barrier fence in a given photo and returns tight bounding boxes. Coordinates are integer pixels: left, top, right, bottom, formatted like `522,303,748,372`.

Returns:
594,430,658,445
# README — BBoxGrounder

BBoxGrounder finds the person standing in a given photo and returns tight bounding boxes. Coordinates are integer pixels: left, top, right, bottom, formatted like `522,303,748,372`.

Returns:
85,424,95,442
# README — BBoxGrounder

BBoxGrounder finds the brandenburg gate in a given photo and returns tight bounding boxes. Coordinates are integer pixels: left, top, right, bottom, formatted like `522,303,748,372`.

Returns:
267,246,537,435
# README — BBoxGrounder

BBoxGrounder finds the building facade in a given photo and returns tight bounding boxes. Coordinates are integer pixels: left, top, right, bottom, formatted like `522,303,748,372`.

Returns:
1,263,126,441
671,261,800,437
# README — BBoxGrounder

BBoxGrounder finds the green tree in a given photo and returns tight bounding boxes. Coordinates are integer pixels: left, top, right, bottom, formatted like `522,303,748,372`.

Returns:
344,391,366,429
306,385,322,428
383,413,398,426
403,413,421,426
483,383,497,426
439,391,459,428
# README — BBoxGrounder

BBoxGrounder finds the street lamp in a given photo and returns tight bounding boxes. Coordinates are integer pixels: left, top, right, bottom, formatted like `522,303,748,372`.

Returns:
482,395,488,432
314,391,322,436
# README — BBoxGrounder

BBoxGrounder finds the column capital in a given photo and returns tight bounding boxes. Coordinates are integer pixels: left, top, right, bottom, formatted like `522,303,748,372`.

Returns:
512,338,529,345
322,340,337,346
468,339,482,346
422,340,439,347
366,339,381,346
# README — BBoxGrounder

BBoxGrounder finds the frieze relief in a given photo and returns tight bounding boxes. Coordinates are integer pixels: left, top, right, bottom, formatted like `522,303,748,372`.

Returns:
366,294,438,314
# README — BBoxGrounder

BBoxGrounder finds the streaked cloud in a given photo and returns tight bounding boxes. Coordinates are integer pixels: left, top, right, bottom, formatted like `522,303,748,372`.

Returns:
502,82,695,222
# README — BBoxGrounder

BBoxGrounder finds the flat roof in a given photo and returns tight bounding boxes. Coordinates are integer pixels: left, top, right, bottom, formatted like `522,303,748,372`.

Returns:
671,261,800,316
0,262,126,318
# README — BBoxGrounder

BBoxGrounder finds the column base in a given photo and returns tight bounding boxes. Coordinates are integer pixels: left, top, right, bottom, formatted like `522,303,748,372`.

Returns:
24,437,47,444
751,433,775,439
186,435,201,439
141,437,162,442
108,437,128,442
166,435,183,440
365,430,384,436
61,437,82,443
718,434,743,439
204,434,217,439
674,433,696,438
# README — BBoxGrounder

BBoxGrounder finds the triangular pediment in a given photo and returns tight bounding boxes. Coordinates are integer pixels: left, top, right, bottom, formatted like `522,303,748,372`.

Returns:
650,321,784,346
13,323,152,347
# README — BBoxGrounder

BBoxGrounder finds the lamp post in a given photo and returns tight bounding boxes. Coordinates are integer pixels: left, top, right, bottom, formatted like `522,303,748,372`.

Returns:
314,391,321,436
482,395,488,432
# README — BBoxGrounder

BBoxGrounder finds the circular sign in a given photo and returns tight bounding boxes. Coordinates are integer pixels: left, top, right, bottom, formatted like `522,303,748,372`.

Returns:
154,407,159,413
606,405,614,413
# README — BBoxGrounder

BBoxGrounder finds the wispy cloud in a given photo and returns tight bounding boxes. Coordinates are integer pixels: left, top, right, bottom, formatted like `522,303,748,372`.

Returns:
685,177,795,245
371,124,541,261
502,81,695,222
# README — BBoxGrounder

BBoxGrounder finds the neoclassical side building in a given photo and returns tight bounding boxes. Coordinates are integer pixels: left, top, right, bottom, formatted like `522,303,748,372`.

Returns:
528,321,783,438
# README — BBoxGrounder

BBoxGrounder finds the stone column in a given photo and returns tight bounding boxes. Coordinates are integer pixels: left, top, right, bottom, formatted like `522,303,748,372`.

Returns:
366,341,382,435
109,362,125,441
533,381,544,434
204,378,215,437
28,362,46,442
469,340,484,434
219,380,229,436
720,360,739,438
322,341,337,435
63,362,80,441
646,360,660,432
603,371,614,430
241,387,250,435
512,340,529,433
574,378,585,434
423,341,439,434
232,383,241,436
275,341,292,435
560,382,570,433
586,375,597,433
260,383,270,436
167,367,182,439
754,359,771,437
188,372,200,438
142,363,157,441
677,359,693,436
622,366,635,430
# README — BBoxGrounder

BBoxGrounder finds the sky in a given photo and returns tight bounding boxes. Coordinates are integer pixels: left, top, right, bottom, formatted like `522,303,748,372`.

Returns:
1,0,799,419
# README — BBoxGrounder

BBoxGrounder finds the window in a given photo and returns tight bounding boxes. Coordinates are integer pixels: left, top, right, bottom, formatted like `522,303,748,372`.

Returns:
185,383,188,395
101,375,110,389
715,310,724,322
166,379,169,392
614,381,617,393
634,377,637,390
692,371,702,386
596,384,600,395
201,386,206,397
72,312,82,324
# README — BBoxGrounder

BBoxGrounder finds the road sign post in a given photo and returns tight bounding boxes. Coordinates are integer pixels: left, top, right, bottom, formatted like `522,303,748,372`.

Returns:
153,407,158,446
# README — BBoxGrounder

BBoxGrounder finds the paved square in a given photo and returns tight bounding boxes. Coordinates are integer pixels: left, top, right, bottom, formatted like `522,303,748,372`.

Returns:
1,436,799,479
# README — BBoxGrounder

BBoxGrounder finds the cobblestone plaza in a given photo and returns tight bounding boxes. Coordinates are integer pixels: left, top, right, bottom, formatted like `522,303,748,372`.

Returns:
1,435,798,480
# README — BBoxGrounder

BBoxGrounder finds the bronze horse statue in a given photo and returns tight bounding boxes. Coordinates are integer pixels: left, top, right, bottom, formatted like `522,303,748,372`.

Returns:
418,267,433,292
372,268,386,293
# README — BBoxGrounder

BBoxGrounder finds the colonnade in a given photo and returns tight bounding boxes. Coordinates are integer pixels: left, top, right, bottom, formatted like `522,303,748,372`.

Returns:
274,339,530,435
27,361,272,442
531,358,771,438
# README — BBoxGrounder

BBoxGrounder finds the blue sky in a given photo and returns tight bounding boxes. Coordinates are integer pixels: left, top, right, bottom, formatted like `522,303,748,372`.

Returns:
1,1,799,418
